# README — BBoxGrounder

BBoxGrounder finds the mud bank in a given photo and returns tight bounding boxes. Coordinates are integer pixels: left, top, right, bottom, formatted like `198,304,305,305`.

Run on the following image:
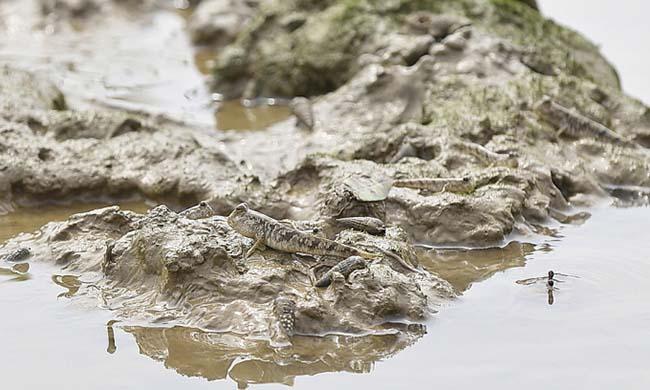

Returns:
1,0,650,369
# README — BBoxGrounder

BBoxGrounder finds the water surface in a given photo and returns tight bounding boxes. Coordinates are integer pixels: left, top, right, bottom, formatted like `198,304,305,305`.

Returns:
2,207,649,389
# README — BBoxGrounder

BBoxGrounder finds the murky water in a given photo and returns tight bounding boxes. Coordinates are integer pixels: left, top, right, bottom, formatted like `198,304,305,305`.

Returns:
1,1,649,389
0,0,290,130
1,207,649,389
0,201,151,243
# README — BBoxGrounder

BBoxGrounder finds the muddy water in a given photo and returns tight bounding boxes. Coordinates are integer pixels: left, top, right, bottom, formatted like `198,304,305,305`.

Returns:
1,207,649,389
1,1,650,389
0,201,151,243
0,0,290,130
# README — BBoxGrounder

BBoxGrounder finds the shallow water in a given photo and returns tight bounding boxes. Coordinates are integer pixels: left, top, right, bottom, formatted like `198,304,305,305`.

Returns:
1,207,649,389
0,201,151,243
1,1,650,389
0,0,292,131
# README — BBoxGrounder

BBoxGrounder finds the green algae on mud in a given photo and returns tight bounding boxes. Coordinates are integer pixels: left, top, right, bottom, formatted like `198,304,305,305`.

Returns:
211,0,617,97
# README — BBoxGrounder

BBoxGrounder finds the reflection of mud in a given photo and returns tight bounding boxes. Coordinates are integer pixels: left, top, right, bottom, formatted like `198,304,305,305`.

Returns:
123,323,425,387
106,320,119,354
0,0,214,126
417,242,536,292
0,262,31,282
216,100,291,131
52,274,81,298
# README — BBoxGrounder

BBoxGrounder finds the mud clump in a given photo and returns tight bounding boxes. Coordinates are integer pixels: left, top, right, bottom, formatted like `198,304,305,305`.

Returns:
188,0,262,46
0,66,249,214
0,0,650,384
0,206,452,340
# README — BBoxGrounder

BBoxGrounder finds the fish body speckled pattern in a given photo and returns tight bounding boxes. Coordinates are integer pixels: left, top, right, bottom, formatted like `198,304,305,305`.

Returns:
335,216,386,235
315,256,367,288
227,203,379,259
534,97,635,147
2,247,31,262
393,177,473,193
274,296,296,337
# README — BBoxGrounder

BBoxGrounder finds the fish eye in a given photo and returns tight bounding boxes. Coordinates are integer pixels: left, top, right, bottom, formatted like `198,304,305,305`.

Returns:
234,203,249,212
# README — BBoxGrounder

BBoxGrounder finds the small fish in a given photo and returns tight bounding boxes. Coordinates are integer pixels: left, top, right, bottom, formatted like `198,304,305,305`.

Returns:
393,177,474,193
227,203,380,260
335,216,386,235
315,256,367,288
179,201,215,220
534,97,636,147
274,296,296,337
2,247,31,262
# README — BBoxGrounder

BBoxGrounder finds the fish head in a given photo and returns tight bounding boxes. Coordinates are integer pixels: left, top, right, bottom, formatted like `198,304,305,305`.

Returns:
227,203,257,238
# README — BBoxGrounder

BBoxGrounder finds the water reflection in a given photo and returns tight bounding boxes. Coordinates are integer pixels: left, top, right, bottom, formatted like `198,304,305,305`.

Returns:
417,241,537,292
216,100,292,131
0,262,30,282
547,284,555,305
0,201,150,243
516,270,579,306
52,274,82,298
121,324,425,387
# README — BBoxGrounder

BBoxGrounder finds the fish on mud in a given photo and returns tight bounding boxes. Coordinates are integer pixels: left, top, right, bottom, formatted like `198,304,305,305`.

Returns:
179,201,215,220
1,247,31,262
315,256,367,288
452,141,519,168
273,296,296,337
534,97,636,147
289,96,314,131
393,177,474,193
335,216,386,235
227,203,380,259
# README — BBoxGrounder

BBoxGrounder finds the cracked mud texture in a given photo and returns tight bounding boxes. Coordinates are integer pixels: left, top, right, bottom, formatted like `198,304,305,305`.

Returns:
1,0,650,379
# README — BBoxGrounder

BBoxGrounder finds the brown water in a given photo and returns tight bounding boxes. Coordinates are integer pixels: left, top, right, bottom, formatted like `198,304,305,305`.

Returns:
1,1,650,389
216,100,292,131
0,201,151,243
2,206,649,389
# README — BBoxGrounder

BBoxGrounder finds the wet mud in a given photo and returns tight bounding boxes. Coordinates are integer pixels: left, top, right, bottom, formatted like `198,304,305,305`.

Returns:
1,0,649,387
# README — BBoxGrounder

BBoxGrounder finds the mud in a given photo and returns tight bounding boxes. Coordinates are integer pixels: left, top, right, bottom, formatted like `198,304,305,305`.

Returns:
0,205,452,340
0,0,649,381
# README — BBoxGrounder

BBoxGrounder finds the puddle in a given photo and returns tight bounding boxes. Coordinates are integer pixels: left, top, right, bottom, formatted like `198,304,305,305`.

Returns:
0,201,150,243
0,0,215,126
417,241,536,292
0,0,292,131
2,207,649,389
216,100,292,131
1,1,649,389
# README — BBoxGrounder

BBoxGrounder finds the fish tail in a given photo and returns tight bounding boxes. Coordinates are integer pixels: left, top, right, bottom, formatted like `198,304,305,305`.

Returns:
359,250,381,260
